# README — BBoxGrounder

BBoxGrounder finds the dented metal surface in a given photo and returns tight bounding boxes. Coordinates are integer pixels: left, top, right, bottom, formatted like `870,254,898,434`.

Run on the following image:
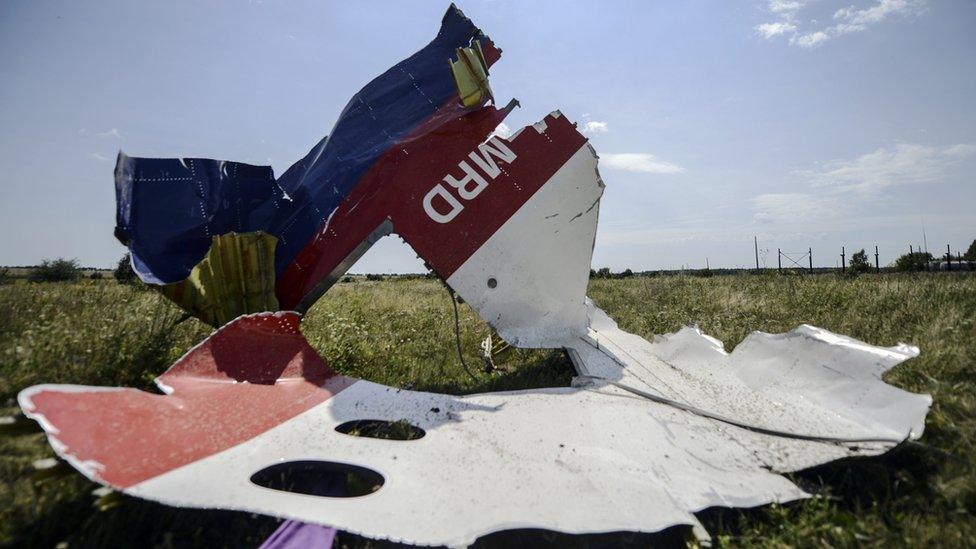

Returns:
18,3,932,547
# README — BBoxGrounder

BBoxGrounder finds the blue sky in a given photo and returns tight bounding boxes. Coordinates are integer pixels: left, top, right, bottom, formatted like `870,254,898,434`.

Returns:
1,0,973,272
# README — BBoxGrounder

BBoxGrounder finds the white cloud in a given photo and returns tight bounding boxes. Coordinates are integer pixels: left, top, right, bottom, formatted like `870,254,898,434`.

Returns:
756,21,797,38
490,122,512,139
834,0,925,26
769,0,810,17
808,143,975,192
790,30,830,47
96,128,122,138
751,193,847,223
89,152,111,162
758,0,926,48
581,120,609,134
600,153,684,174
943,143,976,158
751,141,973,226
577,113,609,134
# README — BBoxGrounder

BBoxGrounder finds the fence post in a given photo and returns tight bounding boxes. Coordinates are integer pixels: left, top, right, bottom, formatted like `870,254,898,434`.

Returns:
875,245,880,273
808,248,813,274
754,236,760,273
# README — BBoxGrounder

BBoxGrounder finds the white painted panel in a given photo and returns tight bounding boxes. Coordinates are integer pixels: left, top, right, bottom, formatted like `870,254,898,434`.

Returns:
132,380,810,547
446,144,603,348
567,299,931,474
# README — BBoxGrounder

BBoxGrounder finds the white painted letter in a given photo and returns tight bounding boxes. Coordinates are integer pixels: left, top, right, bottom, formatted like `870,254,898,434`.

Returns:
468,137,517,179
423,184,464,223
444,161,489,200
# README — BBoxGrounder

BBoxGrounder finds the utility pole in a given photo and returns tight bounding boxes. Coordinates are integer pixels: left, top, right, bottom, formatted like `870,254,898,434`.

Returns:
875,246,880,273
909,244,913,255
754,236,760,273
777,249,782,273
841,246,846,273
947,244,952,271
808,247,813,274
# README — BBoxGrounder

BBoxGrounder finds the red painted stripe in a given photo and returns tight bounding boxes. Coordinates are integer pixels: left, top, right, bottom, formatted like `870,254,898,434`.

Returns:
274,104,509,309
392,114,586,277
275,41,505,309
275,109,586,309
23,313,354,488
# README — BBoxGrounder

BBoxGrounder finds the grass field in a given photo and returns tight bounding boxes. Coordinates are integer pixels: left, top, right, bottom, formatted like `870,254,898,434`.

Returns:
1,273,974,547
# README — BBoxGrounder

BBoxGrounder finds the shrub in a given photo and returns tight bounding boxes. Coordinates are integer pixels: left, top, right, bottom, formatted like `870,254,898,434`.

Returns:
114,253,138,284
964,239,976,261
849,249,872,274
28,258,81,282
89,272,104,280
894,252,933,272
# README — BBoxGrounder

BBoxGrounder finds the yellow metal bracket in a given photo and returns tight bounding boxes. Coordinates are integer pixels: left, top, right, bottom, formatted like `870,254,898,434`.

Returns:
450,39,492,108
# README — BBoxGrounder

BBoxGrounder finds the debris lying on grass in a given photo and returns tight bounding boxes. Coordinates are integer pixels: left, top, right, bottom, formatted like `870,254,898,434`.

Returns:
20,4,932,546
19,310,930,547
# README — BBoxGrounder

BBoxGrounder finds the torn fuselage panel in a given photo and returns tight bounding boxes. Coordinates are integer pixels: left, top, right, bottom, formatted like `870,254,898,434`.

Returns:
113,5,504,314
13,313,789,547
19,310,930,546
280,108,599,346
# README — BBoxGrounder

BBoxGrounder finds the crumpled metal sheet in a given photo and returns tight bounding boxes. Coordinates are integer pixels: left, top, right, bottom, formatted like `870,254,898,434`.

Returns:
568,302,930,471
19,3,933,546
19,310,927,547
114,5,504,310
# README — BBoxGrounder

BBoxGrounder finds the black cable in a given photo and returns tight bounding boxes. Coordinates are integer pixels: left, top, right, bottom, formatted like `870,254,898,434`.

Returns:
576,375,908,445
447,287,480,384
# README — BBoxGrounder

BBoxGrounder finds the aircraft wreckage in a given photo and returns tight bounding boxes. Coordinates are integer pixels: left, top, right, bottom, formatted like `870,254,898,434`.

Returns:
19,5,931,547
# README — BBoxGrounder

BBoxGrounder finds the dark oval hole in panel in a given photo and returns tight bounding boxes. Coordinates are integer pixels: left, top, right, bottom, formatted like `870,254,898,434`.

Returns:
250,461,384,497
335,419,425,441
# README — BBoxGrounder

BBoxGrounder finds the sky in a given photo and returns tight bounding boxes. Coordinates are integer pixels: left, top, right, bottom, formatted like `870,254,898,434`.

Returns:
1,0,974,272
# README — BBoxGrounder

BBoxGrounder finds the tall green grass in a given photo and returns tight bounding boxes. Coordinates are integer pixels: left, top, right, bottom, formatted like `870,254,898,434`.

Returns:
1,274,973,547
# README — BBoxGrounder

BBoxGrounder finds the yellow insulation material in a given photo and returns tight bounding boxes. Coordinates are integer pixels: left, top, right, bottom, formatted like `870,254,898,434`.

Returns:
160,232,279,327
450,39,492,108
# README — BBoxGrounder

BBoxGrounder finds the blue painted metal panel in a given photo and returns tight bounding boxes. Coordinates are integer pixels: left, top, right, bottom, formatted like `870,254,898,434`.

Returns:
114,5,493,284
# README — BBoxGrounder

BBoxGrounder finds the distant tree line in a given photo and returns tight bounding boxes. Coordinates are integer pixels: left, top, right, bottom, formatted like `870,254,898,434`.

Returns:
589,267,634,279
888,238,976,273
28,258,83,282
11,238,976,284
